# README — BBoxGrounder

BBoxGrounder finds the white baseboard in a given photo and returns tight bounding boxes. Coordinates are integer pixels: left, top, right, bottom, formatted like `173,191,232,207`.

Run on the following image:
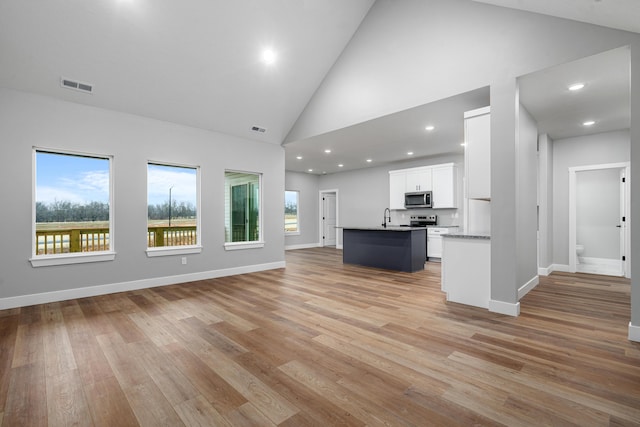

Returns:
285,243,320,251
518,275,539,300
336,244,343,250
629,322,640,342
538,265,552,276
489,299,520,316
0,261,286,310
579,257,621,268
551,264,570,273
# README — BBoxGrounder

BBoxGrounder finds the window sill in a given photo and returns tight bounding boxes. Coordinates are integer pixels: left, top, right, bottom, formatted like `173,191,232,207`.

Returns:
224,241,265,251
146,246,202,257
285,231,301,236
30,251,116,267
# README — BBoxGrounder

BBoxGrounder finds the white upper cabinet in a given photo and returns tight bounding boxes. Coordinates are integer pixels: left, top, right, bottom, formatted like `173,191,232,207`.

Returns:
405,168,432,192
464,106,491,200
389,171,407,210
432,164,457,209
389,163,457,209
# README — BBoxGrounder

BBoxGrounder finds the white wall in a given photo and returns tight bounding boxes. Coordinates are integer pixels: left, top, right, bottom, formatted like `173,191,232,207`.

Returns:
552,130,630,265
285,171,320,249
0,88,285,306
538,133,554,271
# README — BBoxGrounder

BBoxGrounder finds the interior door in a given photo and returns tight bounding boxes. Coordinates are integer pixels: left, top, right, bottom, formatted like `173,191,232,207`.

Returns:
323,194,337,246
575,168,623,276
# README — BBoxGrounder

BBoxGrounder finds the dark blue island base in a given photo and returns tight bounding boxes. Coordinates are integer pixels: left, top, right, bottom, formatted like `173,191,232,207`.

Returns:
342,227,426,273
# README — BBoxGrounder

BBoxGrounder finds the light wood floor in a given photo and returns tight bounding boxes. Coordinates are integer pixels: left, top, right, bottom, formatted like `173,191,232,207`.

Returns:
1,247,639,426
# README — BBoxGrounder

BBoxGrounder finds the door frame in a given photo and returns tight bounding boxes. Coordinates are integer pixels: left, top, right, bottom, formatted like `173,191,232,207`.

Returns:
568,162,630,277
319,189,339,248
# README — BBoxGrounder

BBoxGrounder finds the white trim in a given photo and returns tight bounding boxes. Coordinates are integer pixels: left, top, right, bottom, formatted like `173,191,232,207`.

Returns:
146,246,202,257
319,189,339,247
629,322,640,342
336,244,343,250
463,106,490,119
0,261,285,310
30,251,116,267
518,275,539,300
285,243,320,251
488,299,520,316
224,241,265,251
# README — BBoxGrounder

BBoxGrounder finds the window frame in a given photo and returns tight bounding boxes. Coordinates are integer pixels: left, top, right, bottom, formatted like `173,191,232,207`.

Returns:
146,161,202,258
224,170,264,251
30,147,116,267
284,190,300,236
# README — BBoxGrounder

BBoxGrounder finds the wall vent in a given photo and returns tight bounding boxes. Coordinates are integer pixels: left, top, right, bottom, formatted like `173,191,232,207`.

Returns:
251,126,266,133
61,77,93,94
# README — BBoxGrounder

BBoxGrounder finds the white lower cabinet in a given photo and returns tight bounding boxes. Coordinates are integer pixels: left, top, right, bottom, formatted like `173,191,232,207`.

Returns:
441,237,491,309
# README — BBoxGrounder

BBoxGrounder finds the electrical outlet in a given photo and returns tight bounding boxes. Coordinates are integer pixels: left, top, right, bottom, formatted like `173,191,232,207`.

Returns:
181,257,187,265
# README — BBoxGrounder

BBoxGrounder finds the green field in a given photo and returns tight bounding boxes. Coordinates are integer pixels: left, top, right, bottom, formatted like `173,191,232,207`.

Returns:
36,218,197,231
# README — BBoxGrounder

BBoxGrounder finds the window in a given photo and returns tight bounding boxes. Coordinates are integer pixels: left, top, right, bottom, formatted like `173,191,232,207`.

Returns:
224,171,262,249
147,163,201,256
32,149,114,266
285,190,299,234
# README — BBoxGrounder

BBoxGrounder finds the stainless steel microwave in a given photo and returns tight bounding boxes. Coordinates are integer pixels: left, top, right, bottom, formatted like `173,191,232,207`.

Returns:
405,191,432,208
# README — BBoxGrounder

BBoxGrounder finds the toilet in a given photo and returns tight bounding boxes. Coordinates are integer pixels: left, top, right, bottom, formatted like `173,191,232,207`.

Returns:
576,244,584,265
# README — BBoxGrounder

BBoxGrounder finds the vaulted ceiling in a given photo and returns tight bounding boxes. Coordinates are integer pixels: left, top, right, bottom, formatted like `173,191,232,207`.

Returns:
0,0,374,145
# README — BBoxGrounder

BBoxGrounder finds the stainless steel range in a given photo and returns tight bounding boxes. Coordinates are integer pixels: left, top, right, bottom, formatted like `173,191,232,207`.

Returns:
410,215,437,227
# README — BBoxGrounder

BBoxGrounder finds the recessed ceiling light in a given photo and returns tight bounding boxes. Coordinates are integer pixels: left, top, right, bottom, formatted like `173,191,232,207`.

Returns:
460,142,467,147
407,151,414,156
583,120,596,126
569,83,585,91
425,125,435,131
296,156,302,160
262,49,276,65
366,159,372,163
338,164,344,167
324,149,331,154
307,168,313,172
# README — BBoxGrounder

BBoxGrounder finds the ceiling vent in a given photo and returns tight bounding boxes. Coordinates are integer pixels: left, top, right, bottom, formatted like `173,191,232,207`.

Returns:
251,126,266,133
61,77,93,94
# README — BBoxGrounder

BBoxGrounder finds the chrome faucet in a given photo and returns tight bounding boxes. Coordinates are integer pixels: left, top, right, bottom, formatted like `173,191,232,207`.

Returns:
382,208,391,228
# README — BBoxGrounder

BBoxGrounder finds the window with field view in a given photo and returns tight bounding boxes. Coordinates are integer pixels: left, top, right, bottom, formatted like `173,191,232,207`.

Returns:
147,163,198,249
225,171,261,245
34,150,112,256
285,190,299,234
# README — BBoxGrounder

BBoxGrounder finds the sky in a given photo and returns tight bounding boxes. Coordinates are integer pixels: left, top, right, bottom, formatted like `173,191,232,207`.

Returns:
36,152,197,206
285,190,298,207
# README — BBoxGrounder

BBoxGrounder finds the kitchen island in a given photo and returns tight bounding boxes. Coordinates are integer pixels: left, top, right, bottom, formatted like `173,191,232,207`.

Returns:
342,226,426,272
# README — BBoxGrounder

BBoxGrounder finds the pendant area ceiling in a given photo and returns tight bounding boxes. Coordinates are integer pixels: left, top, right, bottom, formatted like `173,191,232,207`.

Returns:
0,0,375,145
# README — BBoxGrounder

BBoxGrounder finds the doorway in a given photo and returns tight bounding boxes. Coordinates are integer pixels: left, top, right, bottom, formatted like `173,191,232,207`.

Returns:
319,190,338,247
569,162,630,277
